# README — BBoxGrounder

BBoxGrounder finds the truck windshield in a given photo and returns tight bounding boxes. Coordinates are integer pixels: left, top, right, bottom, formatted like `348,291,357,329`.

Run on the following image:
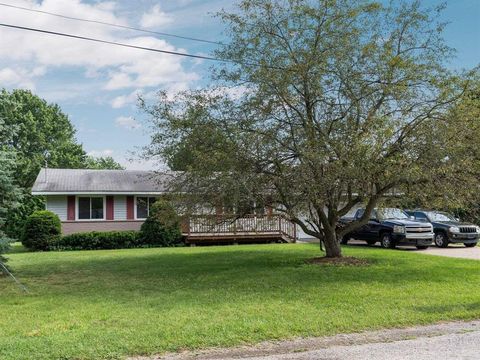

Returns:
425,212,457,222
377,208,409,220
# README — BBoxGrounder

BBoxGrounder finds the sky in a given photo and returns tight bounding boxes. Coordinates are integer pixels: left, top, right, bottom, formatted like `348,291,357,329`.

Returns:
0,0,479,170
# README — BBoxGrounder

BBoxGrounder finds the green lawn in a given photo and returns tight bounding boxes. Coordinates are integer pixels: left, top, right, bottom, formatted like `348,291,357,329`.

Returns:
0,244,479,360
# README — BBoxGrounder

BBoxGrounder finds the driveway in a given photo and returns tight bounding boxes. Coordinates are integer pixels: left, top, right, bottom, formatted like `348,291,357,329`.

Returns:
300,239,480,260
142,320,480,360
421,244,480,260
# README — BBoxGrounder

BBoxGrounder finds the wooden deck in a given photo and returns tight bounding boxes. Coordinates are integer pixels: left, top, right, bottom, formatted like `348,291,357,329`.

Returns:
181,214,296,245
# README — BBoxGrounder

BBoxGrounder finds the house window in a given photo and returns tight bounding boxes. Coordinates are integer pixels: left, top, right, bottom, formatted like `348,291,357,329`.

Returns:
78,197,104,220
136,197,157,219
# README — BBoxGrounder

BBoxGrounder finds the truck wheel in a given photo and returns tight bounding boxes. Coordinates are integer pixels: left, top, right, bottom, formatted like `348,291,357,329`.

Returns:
366,240,377,246
434,231,449,248
464,243,477,248
380,233,395,249
340,235,350,245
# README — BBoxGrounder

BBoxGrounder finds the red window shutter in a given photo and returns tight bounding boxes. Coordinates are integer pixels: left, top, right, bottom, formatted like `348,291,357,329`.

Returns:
106,196,114,220
67,196,76,220
126,196,134,220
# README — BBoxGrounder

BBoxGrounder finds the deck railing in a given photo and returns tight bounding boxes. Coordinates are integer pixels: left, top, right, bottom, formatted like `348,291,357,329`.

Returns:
181,214,296,242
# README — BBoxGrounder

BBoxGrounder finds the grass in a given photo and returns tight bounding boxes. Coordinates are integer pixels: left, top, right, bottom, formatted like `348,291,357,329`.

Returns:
0,243,479,360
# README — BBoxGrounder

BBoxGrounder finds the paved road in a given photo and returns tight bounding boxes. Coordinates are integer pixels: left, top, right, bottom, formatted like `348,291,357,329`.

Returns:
143,321,480,360
245,329,480,360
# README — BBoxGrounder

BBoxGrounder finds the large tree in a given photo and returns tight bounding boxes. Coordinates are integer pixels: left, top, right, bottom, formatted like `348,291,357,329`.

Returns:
143,0,475,257
0,120,21,264
0,89,123,237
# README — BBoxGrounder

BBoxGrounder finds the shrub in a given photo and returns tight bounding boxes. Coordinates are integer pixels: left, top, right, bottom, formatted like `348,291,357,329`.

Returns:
55,231,141,251
140,200,183,247
22,210,61,251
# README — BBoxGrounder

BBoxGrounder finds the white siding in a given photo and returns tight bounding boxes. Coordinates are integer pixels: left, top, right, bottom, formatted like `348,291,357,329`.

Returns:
114,195,127,220
46,195,68,221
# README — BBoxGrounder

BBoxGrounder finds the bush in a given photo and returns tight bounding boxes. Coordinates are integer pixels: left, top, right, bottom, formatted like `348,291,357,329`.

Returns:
22,210,61,251
140,200,183,247
55,231,140,251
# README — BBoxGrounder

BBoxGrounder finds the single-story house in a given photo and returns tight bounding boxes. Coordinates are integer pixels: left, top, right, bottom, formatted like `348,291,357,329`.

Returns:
31,168,297,244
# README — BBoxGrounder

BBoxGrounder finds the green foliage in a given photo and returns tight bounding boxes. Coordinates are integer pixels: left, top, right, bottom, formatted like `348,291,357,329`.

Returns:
140,200,183,247
0,121,22,263
0,89,85,188
55,231,140,251
3,194,44,242
21,210,61,251
0,89,124,240
142,0,473,257
84,156,124,170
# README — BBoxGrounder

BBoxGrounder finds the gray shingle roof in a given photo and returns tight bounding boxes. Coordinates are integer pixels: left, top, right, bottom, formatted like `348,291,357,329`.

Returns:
32,168,175,194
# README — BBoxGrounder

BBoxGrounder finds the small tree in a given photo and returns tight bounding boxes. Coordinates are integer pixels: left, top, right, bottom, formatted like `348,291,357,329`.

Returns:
139,200,183,247
22,211,61,251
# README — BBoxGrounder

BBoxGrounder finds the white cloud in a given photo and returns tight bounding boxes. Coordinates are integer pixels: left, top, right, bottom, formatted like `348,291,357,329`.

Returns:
111,89,158,108
87,149,114,157
0,66,45,90
111,91,139,108
115,116,141,130
140,5,173,28
0,0,198,93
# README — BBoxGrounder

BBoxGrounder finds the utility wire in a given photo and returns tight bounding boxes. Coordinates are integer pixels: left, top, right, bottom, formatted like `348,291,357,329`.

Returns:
0,23,227,62
0,2,223,45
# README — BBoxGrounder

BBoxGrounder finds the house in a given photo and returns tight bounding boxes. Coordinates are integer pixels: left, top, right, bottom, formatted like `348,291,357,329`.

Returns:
31,168,297,244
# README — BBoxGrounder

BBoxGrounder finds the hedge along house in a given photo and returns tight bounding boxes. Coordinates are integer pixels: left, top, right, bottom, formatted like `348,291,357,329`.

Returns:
31,168,297,244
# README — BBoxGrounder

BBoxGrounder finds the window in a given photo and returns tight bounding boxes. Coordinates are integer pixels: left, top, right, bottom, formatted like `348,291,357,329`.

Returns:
414,212,429,222
355,209,377,220
136,197,157,219
78,197,104,220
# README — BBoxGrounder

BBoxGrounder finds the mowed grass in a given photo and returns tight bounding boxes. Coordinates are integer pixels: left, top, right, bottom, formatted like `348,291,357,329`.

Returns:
1,244,479,360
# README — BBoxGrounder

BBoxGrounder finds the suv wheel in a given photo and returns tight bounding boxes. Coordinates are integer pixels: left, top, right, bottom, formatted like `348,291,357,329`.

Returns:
434,232,449,248
464,243,477,248
380,233,395,249
340,235,350,245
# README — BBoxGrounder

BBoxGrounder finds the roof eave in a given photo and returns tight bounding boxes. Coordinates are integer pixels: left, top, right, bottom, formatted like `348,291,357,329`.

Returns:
32,191,168,196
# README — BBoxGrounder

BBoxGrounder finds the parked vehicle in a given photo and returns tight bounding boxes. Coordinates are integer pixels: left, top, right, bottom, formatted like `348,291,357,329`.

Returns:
405,210,479,248
340,208,434,249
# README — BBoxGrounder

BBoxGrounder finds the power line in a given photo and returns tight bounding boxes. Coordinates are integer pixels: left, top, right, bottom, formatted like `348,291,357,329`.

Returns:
0,23,227,62
0,2,223,46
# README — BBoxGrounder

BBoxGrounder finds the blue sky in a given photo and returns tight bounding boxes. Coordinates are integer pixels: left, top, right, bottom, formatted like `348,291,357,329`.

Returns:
0,0,478,170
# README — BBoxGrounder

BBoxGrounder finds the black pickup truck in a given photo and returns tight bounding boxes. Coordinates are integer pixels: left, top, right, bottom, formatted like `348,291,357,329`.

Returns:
405,210,479,248
340,208,434,249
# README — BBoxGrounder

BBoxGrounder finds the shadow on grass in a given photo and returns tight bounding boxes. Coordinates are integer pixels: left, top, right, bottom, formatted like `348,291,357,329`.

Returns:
8,244,477,301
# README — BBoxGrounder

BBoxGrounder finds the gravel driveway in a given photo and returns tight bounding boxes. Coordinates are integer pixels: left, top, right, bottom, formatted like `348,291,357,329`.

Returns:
138,320,480,360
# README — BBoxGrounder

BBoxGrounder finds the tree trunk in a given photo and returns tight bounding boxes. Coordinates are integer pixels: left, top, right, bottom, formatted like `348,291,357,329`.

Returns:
323,228,342,258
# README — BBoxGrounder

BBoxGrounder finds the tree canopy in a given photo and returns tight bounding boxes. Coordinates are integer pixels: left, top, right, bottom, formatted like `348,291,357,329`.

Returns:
142,0,478,257
0,120,21,263
0,89,123,238
84,156,125,170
